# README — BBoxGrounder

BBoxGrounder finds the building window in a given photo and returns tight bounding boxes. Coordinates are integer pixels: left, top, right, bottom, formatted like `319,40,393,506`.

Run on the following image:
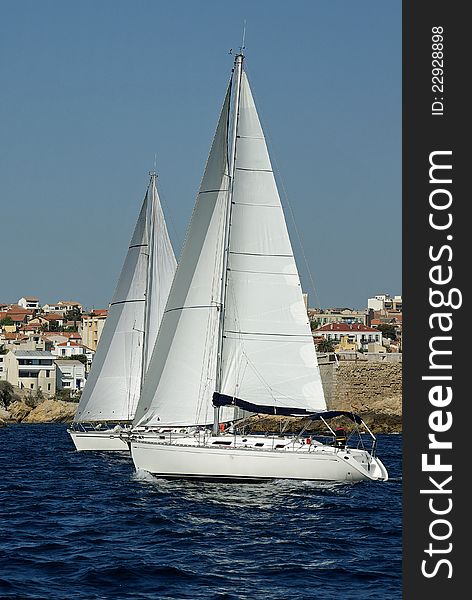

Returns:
30,384,34,389
48,383,51,391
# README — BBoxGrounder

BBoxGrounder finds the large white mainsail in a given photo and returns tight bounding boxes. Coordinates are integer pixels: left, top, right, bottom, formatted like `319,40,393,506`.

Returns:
74,174,176,424
218,71,326,413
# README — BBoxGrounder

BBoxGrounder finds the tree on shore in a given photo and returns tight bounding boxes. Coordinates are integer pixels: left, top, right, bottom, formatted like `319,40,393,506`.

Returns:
0,381,19,409
317,339,335,353
375,324,397,340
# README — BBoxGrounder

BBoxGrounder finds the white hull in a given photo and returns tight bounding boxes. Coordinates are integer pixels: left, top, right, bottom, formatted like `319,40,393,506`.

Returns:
68,429,131,452
131,435,388,483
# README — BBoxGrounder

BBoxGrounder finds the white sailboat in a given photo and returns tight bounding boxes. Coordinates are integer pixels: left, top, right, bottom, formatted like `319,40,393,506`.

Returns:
68,172,177,451
130,54,388,482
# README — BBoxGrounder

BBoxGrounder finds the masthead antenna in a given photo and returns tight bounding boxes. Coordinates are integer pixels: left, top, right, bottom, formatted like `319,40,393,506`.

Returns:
239,20,246,55
149,154,158,179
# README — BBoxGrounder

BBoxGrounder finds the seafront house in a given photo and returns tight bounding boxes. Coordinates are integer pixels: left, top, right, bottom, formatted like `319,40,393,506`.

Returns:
55,359,86,393
3,350,56,396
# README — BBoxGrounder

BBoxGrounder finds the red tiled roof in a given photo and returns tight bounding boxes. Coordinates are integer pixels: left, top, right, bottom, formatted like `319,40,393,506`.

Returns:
42,332,67,338
57,341,82,347
8,314,29,322
7,307,32,314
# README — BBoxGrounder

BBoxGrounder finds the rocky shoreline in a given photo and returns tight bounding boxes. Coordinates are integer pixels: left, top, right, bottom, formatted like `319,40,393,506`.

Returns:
1,400,402,433
0,399,77,426
1,361,402,432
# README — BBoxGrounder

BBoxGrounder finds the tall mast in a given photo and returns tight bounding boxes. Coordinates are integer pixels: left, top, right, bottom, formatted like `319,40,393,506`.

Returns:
140,171,156,397
213,53,244,434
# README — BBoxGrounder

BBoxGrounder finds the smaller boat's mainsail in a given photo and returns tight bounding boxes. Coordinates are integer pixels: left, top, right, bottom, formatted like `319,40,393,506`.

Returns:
74,175,176,423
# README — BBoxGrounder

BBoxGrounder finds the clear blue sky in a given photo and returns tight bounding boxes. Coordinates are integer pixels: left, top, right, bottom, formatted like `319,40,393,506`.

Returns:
0,0,401,310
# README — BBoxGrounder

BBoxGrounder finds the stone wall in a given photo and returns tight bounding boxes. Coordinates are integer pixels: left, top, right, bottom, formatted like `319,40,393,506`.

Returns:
319,361,402,429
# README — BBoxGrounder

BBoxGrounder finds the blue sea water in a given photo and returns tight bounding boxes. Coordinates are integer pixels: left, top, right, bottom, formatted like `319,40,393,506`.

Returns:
0,424,402,600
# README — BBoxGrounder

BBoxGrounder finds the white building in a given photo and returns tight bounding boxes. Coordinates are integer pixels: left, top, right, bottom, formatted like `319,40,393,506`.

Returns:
368,294,402,312
18,297,40,310
3,350,56,396
51,340,87,359
55,359,86,392
42,301,83,315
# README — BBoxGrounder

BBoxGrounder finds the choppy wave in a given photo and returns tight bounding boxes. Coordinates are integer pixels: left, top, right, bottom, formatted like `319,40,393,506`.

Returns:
0,425,402,599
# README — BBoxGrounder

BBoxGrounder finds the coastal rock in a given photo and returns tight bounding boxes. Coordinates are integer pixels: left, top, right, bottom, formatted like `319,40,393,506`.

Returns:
0,408,10,426
22,399,77,423
7,400,32,422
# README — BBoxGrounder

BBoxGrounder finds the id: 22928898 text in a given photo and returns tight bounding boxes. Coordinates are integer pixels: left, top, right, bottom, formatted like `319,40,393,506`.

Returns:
431,26,444,116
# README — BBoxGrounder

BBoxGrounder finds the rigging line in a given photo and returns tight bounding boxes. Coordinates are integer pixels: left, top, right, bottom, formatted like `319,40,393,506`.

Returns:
164,304,219,314
110,299,145,306
225,330,313,338
199,188,230,194
232,202,279,207
229,251,293,257
235,167,272,173
229,269,298,276
243,63,323,311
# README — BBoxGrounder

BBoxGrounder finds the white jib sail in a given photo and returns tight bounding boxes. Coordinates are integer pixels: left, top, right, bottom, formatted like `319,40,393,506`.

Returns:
220,71,326,413
75,179,176,423
133,84,232,428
